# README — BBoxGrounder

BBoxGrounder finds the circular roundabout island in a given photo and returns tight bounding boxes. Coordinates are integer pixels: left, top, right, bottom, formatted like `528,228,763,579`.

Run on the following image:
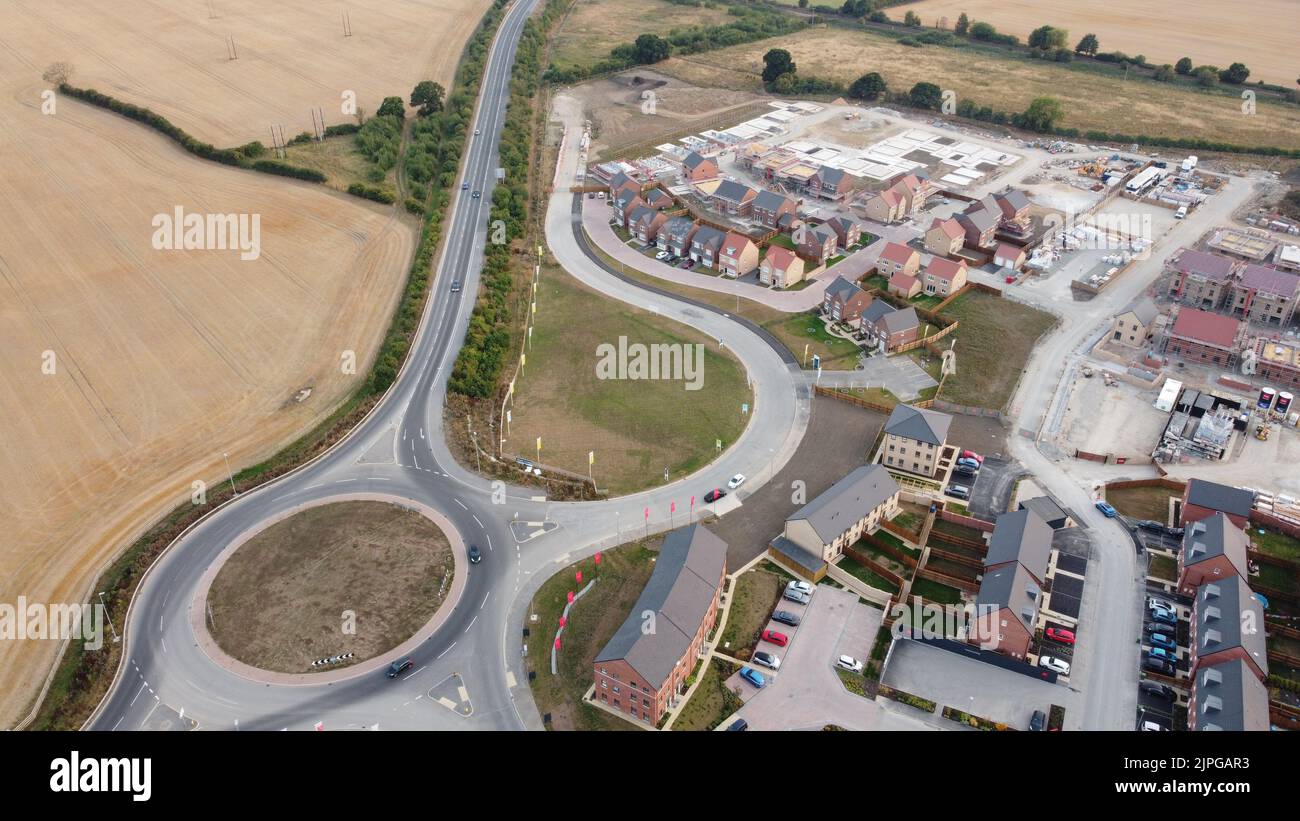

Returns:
202,498,458,676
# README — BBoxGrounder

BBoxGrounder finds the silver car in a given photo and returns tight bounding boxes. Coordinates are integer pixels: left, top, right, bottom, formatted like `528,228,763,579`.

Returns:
782,588,810,605
752,651,781,670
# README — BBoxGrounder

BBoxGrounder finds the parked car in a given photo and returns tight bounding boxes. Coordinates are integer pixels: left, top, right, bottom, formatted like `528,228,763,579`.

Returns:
761,629,788,647
1147,595,1174,611
1139,681,1176,700
953,466,978,480
654,250,669,261
739,667,766,688
1143,657,1175,676
1146,647,1177,663
387,657,414,678
786,580,813,596
1137,520,1165,533
1148,633,1176,651
725,718,749,731
727,473,746,489
836,655,864,673
960,449,984,464
703,488,726,503
1039,656,1071,675
474,128,481,135
467,544,482,564
782,588,810,605
1029,710,1046,731
1094,501,1118,518
771,610,801,627
1145,622,1175,637
1141,720,1164,731
944,484,971,500
683,259,695,269
752,651,781,671
955,457,981,471
1150,609,1178,627
1045,627,1075,645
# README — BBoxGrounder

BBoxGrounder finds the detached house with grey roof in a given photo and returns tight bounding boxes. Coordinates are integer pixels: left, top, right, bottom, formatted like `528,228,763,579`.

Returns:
709,179,757,217
859,302,919,353
612,188,644,228
688,225,727,269
593,525,727,726
955,201,999,249
769,464,901,574
881,404,952,478
822,276,872,324
658,216,697,257
629,205,667,246
752,189,797,228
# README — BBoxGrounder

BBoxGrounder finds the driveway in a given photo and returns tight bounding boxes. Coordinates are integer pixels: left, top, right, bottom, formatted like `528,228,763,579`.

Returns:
882,639,1080,730
815,353,937,400
726,587,939,730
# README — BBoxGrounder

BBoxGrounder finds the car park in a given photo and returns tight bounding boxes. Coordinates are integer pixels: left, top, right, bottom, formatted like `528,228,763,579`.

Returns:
1045,627,1075,645
761,629,788,647
1094,501,1118,518
1139,681,1176,700
739,667,766,688
387,658,414,678
836,655,863,673
771,610,801,627
1029,710,1046,731
725,718,748,731
467,544,482,564
955,457,981,471
1148,633,1176,651
1039,655,1070,675
944,484,970,500
1143,657,1175,676
727,474,746,489
703,488,726,503
1150,609,1178,627
752,651,781,671
782,588,810,605
1146,647,1177,664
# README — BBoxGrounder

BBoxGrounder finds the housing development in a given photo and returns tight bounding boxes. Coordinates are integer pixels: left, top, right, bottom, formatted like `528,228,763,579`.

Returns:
4,0,1298,758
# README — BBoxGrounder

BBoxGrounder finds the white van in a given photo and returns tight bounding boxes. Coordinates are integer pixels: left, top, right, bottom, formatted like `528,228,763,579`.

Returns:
1175,205,1188,219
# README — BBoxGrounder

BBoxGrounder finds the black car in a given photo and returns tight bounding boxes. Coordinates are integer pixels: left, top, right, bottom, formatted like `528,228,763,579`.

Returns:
450,280,462,293
771,610,801,627
1139,681,1176,700
468,544,482,564
953,467,978,481
1142,657,1174,676
725,718,749,731
704,488,727,503
387,657,414,678
472,190,481,199
1136,520,1165,533
1028,710,1046,731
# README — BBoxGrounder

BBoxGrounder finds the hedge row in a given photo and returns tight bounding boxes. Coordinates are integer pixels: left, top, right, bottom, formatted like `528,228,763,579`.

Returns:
347,182,396,204
253,159,328,183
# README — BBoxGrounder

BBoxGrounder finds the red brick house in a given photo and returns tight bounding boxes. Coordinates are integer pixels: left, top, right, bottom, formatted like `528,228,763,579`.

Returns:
1188,657,1271,731
709,180,757,217
592,525,727,726
1176,512,1250,595
823,276,872,324
629,206,668,245
752,189,797,228
970,509,1053,659
859,302,919,352
611,188,644,228
657,216,697,258
1165,307,1244,368
992,189,1031,224
608,170,641,200
825,216,864,250
1229,264,1300,326
955,202,999,249
798,224,839,265
680,151,718,183
809,166,853,201
1180,479,1253,530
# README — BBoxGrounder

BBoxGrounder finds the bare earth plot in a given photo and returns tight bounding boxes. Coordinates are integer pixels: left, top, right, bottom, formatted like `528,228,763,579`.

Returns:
905,0,1297,86
0,70,412,726
207,501,453,673
658,28,1300,151
5,0,494,146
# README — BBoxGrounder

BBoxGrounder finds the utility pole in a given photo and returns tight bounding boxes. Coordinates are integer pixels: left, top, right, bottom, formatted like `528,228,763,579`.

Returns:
97,592,120,643
222,451,238,496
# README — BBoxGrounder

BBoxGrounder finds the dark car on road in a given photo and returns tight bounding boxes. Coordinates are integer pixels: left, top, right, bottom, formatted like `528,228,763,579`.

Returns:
704,488,727,503
468,544,482,564
771,610,801,627
1029,710,1046,731
387,657,414,678
725,718,748,731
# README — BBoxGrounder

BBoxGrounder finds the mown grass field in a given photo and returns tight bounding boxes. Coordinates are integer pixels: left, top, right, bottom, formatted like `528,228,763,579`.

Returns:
657,26,1300,151
1105,485,1179,522
552,0,734,72
507,265,752,494
525,541,658,731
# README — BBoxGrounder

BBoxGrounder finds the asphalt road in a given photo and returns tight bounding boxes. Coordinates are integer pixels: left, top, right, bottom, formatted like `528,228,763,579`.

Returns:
87,1,813,732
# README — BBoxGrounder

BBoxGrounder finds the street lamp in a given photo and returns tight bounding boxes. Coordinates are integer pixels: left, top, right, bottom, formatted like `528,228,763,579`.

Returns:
222,452,238,497
97,591,120,643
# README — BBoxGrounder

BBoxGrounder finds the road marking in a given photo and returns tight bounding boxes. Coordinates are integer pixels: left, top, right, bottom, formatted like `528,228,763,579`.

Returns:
454,498,467,509
464,615,477,632
473,514,483,527
404,665,426,680
505,671,517,688
458,685,470,702
486,533,493,551
480,593,490,610
437,642,456,659
129,684,146,707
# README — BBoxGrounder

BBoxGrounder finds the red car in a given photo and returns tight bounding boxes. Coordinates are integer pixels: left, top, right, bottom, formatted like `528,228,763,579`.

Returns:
960,449,984,464
1045,627,1075,645
761,629,788,647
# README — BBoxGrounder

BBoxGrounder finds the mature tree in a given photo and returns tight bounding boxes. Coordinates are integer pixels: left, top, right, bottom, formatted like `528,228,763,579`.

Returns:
376,96,406,118
1028,25,1068,51
1219,62,1250,84
42,61,75,85
772,72,797,94
798,0,808,7
1153,64,1175,82
1194,66,1219,87
761,48,796,84
848,71,887,100
969,21,996,41
1175,57,1193,75
903,10,921,26
409,81,445,116
954,12,969,36
1054,48,1072,62
908,81,943,110
1074,33,1099,56
631,34,671,65
1018,96,1064,132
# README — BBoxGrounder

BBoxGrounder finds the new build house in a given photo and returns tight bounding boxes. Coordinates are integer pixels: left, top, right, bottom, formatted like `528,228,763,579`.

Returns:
1190,575,1268,681
1165,308,1244,369
924,217,965,258
1180,479,1254,530
881,404,952,478
709,179,757,217
823,276,872,324
628,206,667,245
612,188,644,228
718,232,759,278
1176,512,1251,595
859,302,919,353
863,187,906,224
769,464,901,570
1168,249,1236,310
1188,658,1271,731
971,509,1054,659
955,201,999,249
593,525,727,726
798,224,839,266
1111,298,1160,348
759,245,805,289
876,242,921,280
688,225,727,269
825,216,864,250
920,256,967,297
681,151,719,184
752,189,797,228
1228,264,1300,326
658,216,697,258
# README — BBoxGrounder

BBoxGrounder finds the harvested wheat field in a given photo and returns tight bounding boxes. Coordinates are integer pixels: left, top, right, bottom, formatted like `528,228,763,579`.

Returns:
659,28,1300,151
906,0,1297,87
4,0,493,146
0,67,413,726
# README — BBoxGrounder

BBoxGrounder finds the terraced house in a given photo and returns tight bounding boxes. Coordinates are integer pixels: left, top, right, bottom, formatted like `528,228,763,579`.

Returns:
1187,574,1270,731
592,525,728,726
1167,248,1236,310
1176,512,1251,595
971,509,1053,659
769,464,901,573
1228,264,1300,326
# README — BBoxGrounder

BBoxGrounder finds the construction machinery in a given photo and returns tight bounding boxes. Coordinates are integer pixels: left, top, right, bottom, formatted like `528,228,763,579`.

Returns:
1255,424,1271,442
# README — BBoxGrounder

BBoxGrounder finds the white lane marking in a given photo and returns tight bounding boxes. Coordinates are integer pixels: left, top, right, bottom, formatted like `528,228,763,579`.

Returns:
404,665,427,680
480,593,490,610
437,642,456,659
454,499,467,509
160,637,167,654
486,533,493,551
464,615,477,632
473,514,483,528
129,684,146,707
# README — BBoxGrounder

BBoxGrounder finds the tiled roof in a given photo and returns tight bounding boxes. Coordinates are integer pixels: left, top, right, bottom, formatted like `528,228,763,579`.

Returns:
884,404,952,446
880,242,917,265
1170,308,1241,349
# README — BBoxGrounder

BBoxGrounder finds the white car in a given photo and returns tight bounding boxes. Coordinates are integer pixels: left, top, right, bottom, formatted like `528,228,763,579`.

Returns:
1141,720,1164,731
752,651,781,671
1039,655,1071,675
474,128,481,135
836,655,864,673
786,579,813,596
654,250,669,260
727,474,746,489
